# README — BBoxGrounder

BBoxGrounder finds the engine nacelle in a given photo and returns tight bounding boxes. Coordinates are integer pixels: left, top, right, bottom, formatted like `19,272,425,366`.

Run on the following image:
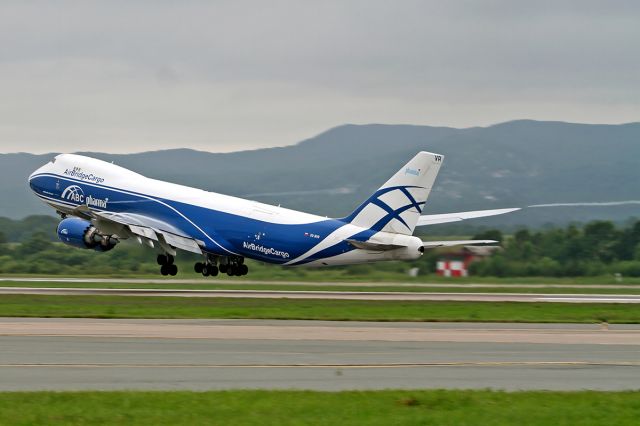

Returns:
56,217,118,252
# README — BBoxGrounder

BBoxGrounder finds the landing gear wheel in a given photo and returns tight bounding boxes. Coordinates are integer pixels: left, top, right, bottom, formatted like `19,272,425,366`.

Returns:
209,265,219,277
239,264,248,276
219,264,228,274
201,265,210,277
160,264,170,276
166,255,174,265
168,264,178,276
194,262,204,273
226,267,235,276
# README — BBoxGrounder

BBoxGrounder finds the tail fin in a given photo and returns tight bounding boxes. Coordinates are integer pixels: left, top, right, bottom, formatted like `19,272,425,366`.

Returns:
343,151,443,235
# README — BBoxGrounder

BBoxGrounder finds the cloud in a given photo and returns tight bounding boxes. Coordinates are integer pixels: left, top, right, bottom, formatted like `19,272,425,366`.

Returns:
0,0,638,153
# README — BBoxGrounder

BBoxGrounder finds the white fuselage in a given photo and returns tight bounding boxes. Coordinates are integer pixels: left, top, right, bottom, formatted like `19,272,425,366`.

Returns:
29,154,424,267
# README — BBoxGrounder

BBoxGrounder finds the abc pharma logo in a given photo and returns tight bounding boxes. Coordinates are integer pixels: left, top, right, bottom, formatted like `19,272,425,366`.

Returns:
61,185,109,208
61,185,85,203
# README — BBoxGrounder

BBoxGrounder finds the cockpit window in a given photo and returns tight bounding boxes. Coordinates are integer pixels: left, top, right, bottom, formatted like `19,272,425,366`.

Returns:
50,158,56,164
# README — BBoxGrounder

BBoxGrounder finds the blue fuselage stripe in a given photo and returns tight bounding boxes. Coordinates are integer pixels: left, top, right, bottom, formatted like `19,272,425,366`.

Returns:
29,173,356,264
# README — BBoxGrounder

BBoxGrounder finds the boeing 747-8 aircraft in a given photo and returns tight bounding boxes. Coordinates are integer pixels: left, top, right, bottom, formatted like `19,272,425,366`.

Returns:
28,152,518,276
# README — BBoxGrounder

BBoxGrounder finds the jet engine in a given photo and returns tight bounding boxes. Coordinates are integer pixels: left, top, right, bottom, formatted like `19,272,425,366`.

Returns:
56,217,118,252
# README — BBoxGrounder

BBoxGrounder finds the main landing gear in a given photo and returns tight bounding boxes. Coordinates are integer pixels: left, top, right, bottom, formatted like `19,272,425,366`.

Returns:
194,261,218,277
157,253,178,276
194,256,248,277
156,253,248,277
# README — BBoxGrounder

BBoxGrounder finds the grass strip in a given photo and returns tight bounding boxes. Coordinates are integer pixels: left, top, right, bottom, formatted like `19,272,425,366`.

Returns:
0,390,639,426
2,280,640,294
0,294,638,323
3,273,639,285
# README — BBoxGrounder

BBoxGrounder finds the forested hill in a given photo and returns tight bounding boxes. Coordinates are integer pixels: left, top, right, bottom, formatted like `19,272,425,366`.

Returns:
2,120,639,226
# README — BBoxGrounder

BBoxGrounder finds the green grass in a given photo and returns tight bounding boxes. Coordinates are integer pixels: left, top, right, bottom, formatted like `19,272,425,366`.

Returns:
3,272,640,285
0,390,639,425
0,294,638,323
2,280,640,294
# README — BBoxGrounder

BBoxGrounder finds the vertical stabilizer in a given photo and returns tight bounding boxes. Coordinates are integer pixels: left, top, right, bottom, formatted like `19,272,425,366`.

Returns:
343,151,443,235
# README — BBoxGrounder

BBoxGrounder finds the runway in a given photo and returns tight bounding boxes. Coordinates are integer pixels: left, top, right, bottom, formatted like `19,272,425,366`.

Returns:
2,286,640,303
1,318,639,391
3,277,639,289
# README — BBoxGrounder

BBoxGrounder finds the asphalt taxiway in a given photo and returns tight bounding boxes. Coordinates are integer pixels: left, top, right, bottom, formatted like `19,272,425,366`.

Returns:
1,318,639,391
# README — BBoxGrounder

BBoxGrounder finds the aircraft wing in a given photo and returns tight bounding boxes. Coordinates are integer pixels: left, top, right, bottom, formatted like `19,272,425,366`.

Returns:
346,239,497,251
416,208,520,226
73,207,203,255
422,239,497,249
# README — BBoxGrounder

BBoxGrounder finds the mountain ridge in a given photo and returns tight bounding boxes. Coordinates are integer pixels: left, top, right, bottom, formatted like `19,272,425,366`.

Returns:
2,120,639,226
5,119,638,156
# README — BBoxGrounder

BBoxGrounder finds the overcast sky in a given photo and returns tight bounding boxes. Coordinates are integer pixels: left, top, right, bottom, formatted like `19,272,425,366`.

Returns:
0,0,638,154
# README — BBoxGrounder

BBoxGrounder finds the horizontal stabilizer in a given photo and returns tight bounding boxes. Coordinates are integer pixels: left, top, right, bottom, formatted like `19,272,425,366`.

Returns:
416,208,520,226
422,239,498,249
346,239,404,251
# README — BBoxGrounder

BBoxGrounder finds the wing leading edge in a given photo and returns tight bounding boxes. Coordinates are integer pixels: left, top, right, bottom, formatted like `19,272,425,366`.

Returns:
416,207,520,226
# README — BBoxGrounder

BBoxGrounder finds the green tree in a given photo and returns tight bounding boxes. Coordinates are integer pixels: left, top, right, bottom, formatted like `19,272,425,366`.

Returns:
583,221,619,263
616,221,640,260
16,232,54,257
506,229,538,261
0,230,6,255
561,225,588,263
472,229,503,245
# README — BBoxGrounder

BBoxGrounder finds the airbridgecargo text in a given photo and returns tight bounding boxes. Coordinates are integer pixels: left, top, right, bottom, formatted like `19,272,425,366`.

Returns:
243,242,290,259
64,167,105,184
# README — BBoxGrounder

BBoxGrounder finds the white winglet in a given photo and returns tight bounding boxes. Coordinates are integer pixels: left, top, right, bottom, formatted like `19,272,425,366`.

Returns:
416,208,520,226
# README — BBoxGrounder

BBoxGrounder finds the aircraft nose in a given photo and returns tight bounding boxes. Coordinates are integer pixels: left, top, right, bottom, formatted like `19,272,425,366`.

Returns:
28,170,39,190
28,167,42,184
28,163,49,187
